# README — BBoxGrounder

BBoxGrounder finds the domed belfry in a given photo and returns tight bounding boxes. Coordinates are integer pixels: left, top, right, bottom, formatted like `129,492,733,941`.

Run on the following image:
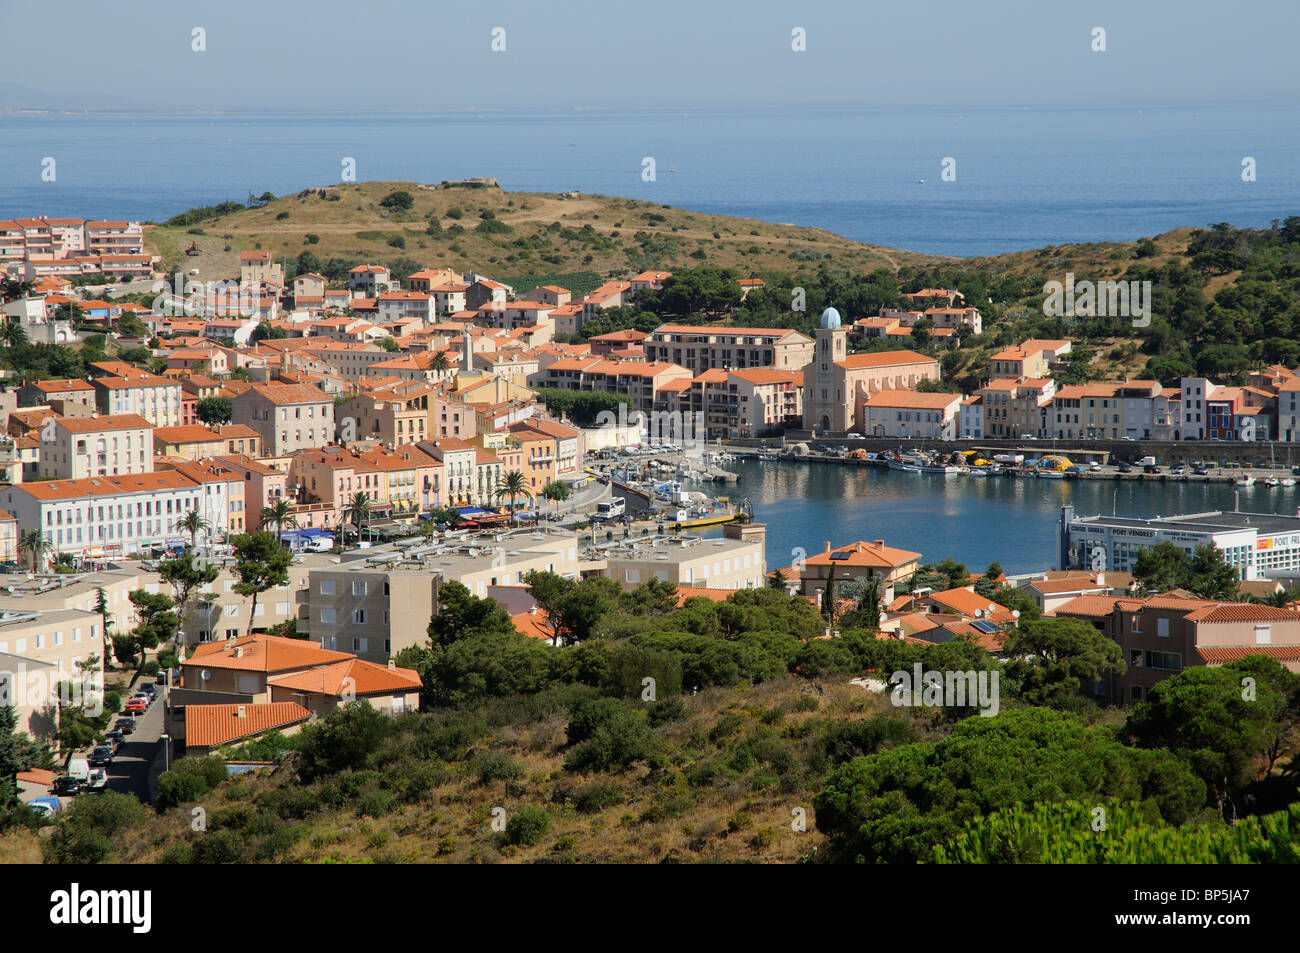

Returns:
804,306,848,433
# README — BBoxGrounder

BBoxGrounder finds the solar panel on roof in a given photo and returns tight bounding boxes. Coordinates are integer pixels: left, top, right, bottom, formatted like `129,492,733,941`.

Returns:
829,552,852,560
971,619,1000,634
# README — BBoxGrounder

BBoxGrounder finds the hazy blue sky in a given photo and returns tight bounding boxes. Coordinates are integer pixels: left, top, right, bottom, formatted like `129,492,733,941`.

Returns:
5,0,1298,111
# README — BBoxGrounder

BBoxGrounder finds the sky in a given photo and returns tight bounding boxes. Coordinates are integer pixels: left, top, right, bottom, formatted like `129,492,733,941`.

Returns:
3,0,1298,112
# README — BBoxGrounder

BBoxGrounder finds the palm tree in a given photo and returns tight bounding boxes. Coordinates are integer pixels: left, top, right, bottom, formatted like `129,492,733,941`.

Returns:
430,350,452,382
498,471,528,526
259,499,299,547
0,320,28,349
0,277,34,304
341,492,373,549
18,529,52,574
178,509,210,549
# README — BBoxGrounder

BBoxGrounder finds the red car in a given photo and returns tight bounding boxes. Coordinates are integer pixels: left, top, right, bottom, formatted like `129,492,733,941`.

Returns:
123,698,147,713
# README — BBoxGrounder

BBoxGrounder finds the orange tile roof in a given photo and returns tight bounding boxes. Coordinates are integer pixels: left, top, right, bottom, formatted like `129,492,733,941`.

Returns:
804,539,921,570
185,634,354,674
838,349,935,370
511,609,554,641
185,702,312,748
1184,603,1300,623
927,587,1018,623
56,414,152,433
267,658,420,696
1196,645,1300,664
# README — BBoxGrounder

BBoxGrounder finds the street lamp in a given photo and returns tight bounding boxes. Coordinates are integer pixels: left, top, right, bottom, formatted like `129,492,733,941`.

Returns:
160,732,171,772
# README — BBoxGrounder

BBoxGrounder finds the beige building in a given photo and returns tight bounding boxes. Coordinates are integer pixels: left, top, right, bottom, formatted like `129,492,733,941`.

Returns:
859,390,961,440
39,414,154,480
91,371,183,427
803,309,940,433
302,529,581,662
232,382,335,457
594,528,766,592
643,325,814,375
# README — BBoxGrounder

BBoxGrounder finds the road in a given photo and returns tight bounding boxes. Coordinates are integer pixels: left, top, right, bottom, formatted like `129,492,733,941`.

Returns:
104,695,165,804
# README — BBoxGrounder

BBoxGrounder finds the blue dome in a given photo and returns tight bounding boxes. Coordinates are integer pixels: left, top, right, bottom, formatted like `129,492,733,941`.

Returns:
819,307,842,329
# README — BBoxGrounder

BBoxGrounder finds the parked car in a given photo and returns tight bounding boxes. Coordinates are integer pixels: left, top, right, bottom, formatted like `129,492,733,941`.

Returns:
1088,461,1102,471
86,768,108,792
124,700,147,714
54,776,81,796
104,730,125,749
1118,462,1133,473
1171,464,1187,474
1193,466,1209,475
114,718,136,735
24,796,60,818
89,746,113,767
138,682,157,698
1144,464,1161,474
846,433,864,440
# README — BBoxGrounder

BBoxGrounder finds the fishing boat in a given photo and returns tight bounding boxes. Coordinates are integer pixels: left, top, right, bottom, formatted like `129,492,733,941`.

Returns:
1235,475,1256,487
1037,470,1066,480
967,467,989,478
889,460,922,473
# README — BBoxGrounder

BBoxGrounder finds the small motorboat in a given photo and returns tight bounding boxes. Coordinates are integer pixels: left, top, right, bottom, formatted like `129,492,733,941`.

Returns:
1264,477,1281,488
1282,478,1297,487
1236,475,1256,487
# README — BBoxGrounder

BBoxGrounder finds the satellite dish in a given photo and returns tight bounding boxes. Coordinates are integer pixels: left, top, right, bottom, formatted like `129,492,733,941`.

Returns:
200,669,211,681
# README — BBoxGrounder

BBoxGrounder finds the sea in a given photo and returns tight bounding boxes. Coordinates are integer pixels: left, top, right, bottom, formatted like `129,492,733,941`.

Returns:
1,101,1298,256
693,459,1300,575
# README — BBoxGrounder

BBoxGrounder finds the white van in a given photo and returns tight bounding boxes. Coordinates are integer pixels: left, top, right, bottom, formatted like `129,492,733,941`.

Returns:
1137,455,1157,467
67,757,91,783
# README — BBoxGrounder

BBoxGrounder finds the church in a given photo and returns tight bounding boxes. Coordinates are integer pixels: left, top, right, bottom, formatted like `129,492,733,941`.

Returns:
802,307,942,434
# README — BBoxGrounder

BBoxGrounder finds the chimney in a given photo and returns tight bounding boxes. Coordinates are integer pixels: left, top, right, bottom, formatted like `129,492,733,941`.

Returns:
387,659,395,670
1095,571,1105,586
232,646,243,659
824,541,831,553
873,539,884,548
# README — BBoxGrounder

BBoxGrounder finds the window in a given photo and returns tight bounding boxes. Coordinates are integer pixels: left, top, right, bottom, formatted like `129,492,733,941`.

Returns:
1256,625,1272,645
320,608,337,623
1156,617,1169,638
353,609,367,624
353,637,368,653
320,579,336,595
352,581,366,596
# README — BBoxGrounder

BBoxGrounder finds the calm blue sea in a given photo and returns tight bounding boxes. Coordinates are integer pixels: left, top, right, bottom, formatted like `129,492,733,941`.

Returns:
1,103,1297,256
696,459,1300,574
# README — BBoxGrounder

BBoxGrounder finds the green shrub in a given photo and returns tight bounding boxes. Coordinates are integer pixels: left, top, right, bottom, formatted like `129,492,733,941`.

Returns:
356,790,395,818
305,233,320,244
574,781,623,814
159,842,193,864
505,805,551,846
155,756,227,811
191,829,245,864
473,750,524,784
43,791,147,864
564,699,656,773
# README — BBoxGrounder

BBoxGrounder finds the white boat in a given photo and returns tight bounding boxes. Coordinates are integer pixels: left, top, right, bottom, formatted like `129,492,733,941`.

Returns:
1037,470,1066,480
1236,475,1256,487
888,460,922,472
1265,477,1281,488
968,468,989,477
1283,478,1297,487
